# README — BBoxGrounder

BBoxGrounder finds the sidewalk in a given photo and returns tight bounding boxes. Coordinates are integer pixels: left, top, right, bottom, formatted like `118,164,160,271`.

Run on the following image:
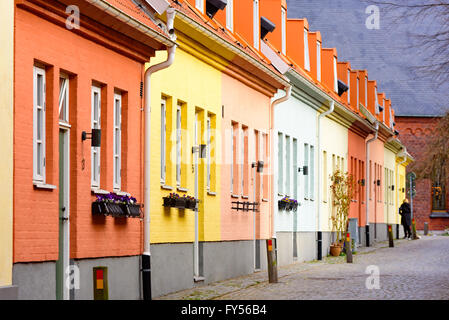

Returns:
155,237,414,300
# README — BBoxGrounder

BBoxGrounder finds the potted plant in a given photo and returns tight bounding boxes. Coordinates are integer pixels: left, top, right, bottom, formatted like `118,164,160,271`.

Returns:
185,196,198,210
175,194,187,209
93,193,124,217
329,170,356,257
118,194,140,218
278,196,299,212
163,193,179,208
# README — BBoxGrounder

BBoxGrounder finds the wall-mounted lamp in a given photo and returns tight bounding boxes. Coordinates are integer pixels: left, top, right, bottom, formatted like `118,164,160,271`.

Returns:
359,179,365,187
391,185,395,191
337,80,349,97
298,166,308,175
82,129,101,147
261,17,276,39
402,188,405,193
376,179,381,186
206,0,227,19
252,161,264,173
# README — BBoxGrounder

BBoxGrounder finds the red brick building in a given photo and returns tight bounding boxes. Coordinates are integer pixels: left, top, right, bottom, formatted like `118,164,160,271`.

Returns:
395,116,449,231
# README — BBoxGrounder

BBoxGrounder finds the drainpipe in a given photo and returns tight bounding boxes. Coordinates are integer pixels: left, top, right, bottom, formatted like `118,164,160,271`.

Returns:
365,121,379,247
316,100,335,260
142,7,177,301
396,147,407,236
270,85,292,240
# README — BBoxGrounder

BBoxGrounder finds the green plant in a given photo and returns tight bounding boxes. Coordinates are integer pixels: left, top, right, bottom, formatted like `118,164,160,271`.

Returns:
329,170,356,247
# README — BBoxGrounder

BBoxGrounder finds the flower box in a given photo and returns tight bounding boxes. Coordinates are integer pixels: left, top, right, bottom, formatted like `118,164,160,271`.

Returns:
108,203,124,217
175,197,187,209
120,203,141,218
163,197,176,208
186,199,198,210
92,192,139,218
92,202,108,215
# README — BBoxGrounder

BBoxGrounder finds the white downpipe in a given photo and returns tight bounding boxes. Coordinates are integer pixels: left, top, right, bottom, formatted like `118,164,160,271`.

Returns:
316,100,335,236
365,121,379,230
396,147,407,224
270,85,292,239
143,8,177,257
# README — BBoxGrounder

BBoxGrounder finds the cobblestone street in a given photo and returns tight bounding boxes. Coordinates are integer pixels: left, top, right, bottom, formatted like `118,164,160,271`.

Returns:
157,235,449,300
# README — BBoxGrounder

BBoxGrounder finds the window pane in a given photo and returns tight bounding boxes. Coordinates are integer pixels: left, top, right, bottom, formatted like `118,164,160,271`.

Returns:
37,143,42,175
37,74,43,106
37,108,42,140
93,93,99,123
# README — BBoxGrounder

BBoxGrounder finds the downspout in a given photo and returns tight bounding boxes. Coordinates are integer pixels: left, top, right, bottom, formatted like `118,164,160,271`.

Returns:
316,100,335,260
142,7,177,300
396,147,407,236
384,135,396,225
365,121,379,247
270,85,292,240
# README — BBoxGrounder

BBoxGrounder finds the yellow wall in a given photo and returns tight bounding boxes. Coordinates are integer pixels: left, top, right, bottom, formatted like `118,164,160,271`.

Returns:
148,38,222,243
0,0,14,286
384,148,396,224
319,115,349,232
395,158,407,225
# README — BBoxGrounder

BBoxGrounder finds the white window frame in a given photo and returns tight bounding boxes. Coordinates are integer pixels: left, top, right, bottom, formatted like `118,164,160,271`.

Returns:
304,143,309,199
304,28,310,71
260,132,265,195
365,77,368,107
226,0,234,32
310,145,315,200
33,66,46,183
278,132,284,194
281,7,286,55
91,85,101,188
347,70,351,104
317,41,321,81
113,93,122,190
231,124,234,193
176,105,182,187
206,116,211,190
161,98,167,184
195,0,204,13
374,87,379,114
285,135,291,196
253,0,260,50
241,127,245,196
59,75,69,124
333,56,338,93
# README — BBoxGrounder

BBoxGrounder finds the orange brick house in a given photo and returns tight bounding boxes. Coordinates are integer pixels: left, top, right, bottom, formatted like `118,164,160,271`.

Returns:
12,0,174,299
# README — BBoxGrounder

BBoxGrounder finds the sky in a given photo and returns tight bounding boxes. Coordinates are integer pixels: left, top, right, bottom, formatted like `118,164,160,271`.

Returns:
286,0,449,116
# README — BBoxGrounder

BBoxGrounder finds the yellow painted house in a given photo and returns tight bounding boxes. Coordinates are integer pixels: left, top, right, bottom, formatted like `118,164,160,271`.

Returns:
0,0,15,298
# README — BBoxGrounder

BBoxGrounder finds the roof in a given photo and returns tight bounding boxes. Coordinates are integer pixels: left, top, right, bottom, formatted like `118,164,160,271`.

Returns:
286,0,449,117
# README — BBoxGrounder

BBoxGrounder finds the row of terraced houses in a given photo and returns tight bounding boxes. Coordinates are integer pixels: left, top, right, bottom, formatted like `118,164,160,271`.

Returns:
0,0,414,299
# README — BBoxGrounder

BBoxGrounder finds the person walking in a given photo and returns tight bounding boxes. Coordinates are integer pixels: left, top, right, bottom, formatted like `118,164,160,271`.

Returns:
399,198,412,239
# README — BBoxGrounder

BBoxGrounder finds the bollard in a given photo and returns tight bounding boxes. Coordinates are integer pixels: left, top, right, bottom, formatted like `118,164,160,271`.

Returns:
266,239,278,283
412,218,418,240
388,225,394,248
424,222,429,235
345,232,353,263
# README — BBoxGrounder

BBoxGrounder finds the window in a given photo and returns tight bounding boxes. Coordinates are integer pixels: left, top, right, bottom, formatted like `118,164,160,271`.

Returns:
206,115,211,190
176,104,182,187
241,126,248,196
304,144,309,199
91,85,101,188
231,124,234,193
59,75,69,123
113,93,122,190
347,70,351,104
278,132,283,194
333,56,338,93
293,138,298,199
33,66,46,183
281,7,286,54
374,87,379,114
253,0,260,50
310,145,315,200
356,76,360,109
365,77,368,107
161,98,166,183
317,41,321,81
304,29,310,71
285,136,291,195
195,0,204,13
226,0,233,31
323,151,327,201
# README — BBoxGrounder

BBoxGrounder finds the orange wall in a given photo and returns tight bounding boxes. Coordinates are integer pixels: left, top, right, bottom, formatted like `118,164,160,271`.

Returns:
366,138,385,225
260,0,284,50
235,0,256,48
14,7,145,262
286,19,309,71
220,73,271,241
321,48,337,93
308,32,322,83
337,62,351,106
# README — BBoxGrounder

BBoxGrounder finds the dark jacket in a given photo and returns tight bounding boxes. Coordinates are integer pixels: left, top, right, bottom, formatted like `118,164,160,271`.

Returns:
399,202,412,226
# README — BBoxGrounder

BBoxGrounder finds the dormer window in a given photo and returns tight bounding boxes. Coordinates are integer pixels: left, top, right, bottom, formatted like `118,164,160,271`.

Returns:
317,41,321,81
364,77,368,106
253,0,260,49
333,56,338,93
226,0,233,31
356,77,359,109
281,7,286,54
347,70,351,104
374,87,379,114
304,29,310,71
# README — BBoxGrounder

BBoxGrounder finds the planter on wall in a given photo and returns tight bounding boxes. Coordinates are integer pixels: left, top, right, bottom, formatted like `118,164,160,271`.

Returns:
163,197,176,208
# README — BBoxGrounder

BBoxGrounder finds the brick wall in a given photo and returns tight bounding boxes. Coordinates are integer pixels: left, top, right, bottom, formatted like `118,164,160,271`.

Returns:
395,116,449,230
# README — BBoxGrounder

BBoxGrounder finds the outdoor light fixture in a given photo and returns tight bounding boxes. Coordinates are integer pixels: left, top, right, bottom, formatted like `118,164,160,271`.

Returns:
298,166,308,175
260,17,276,39
377,179,381,186
252,161,264,173
337,80,349,97
394,130,399,136
359,179,365,186
391,185,395,191
82,129,101,147
205,0,227,19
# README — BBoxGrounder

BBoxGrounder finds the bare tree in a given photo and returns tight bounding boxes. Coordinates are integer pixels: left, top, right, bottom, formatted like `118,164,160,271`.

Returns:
368,0,449,86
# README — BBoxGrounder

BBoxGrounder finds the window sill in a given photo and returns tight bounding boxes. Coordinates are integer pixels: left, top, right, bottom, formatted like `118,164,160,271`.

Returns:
430,211,449,218
177,187,188,193
207,191,216,196
33,182,57,190
91,188,109,195
277,193,284,197
231,194,240,198
242,195,249,199
262,198,269,202
115,191,130,196
161,185,174,191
